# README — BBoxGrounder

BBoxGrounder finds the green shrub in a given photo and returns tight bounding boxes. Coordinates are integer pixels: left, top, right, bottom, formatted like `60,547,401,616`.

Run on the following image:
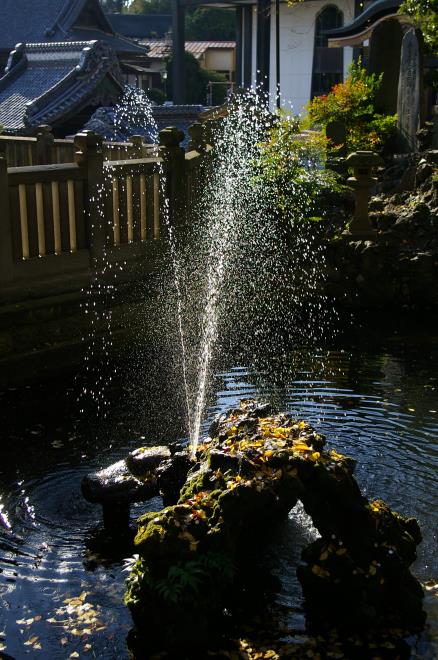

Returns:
305,60,397,153
146,88,166,105
254,111,344,220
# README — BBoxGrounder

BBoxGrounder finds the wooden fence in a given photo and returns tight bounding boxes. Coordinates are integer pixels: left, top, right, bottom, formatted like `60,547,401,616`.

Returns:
0,125,211,303
0,127,158,168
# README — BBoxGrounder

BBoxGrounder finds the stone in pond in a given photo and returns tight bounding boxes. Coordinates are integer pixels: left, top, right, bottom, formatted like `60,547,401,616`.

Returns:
125,445,171,477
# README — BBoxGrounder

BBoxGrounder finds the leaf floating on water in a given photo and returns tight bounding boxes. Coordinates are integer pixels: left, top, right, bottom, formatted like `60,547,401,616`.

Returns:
51,440,64,449
24,635,39,646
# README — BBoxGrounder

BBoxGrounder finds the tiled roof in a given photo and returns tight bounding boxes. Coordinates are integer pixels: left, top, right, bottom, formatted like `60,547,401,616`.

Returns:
142,40,236,60
108,14,172,39
0,40,123,132
69,28,147,54
0,0,145,55
0,0,67,49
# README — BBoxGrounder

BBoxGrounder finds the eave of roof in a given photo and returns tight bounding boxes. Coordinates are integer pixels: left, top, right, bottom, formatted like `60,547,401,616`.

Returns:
70,28,148,54
326,0,410,47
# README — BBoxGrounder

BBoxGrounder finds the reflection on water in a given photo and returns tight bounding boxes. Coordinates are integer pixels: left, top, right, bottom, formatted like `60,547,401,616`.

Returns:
1,334,438,658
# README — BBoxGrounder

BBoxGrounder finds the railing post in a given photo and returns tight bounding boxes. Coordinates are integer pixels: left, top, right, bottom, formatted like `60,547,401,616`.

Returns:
131,135,144,158
36,125,54,165
74,131,106,268
0,143,14,283
188,123,207,153
159,127,186,226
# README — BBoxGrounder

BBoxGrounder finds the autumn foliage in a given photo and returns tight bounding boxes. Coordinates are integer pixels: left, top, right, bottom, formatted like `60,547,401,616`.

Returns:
305,60,397,153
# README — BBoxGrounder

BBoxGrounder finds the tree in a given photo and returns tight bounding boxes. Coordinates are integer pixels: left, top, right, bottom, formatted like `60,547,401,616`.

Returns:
166,52,228,105
186,8,235,41
400,0,438,53
127,1,235,41
128,0,171,14
99,0,128,12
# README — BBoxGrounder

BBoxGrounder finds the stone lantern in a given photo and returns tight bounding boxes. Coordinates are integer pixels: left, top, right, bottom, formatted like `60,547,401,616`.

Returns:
344,150,383,238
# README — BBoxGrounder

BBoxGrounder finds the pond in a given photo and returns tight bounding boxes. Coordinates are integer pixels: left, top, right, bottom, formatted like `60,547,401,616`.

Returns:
1,321,437,659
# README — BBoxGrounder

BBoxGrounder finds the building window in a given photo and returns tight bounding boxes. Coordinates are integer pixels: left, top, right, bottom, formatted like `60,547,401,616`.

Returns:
311,5,344,98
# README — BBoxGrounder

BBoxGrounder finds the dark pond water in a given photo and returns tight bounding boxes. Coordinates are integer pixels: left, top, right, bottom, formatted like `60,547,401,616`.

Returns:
1,325,438,659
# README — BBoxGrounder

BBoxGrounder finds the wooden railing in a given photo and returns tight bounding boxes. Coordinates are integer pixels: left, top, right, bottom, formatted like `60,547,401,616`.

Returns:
0,125,211,303
0,127,158,168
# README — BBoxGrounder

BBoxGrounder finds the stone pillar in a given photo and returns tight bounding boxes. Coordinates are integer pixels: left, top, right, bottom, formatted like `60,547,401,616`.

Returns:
35,125,54,165
369,19,403,115
172,0,185,104
397,28,424,153
0,142,14,283
159,126,186,226
74,131,106,267
344,151,383,239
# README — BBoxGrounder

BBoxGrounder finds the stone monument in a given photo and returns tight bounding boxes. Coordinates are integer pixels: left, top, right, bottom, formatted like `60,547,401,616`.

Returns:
369,18,403,115
397,28,424,153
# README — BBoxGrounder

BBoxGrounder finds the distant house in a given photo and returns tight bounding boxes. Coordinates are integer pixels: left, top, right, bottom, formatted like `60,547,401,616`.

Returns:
141,39,236,91
0,0,152,133
172,0,363,112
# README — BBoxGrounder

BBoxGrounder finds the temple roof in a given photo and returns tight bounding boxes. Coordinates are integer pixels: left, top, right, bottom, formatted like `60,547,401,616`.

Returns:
0,40,123,133
108,14,173,39
0,0,145,54
326,0,405,46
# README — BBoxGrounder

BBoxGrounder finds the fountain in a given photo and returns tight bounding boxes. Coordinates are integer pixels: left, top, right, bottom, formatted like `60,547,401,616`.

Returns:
78,91,426,656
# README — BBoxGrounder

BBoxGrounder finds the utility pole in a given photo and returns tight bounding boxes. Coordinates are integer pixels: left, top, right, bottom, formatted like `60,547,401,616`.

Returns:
172,0,185,104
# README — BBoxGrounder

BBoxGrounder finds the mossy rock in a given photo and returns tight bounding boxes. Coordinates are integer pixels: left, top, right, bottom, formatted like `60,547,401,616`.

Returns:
125,399,425,651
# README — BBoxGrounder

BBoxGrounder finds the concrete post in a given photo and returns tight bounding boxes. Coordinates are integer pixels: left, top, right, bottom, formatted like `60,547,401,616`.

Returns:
0,142,14,283
344,151,383,239
35,125,54,165
74,131,106,267
159,126,186,226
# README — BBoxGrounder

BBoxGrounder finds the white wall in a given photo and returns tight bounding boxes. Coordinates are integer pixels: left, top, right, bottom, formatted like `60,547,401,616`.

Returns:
266,0,355,115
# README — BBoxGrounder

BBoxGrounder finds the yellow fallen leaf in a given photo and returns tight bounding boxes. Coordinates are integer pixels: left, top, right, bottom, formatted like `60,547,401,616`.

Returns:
70,653,80,658
24,636,39,646
312,565,330,578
